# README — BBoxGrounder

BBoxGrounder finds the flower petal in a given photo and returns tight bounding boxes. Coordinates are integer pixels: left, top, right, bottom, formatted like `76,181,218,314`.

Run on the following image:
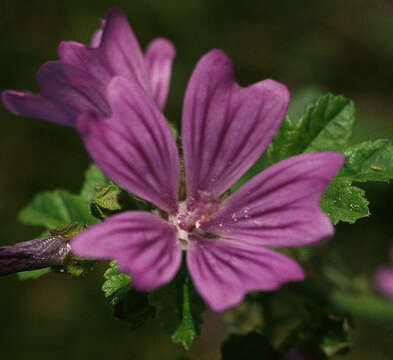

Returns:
181,49,289,201
71,211,182,291
375,266,393,300
59,8,151,96
37,61,111,119
90,19,106,48
1,90,71,126
201,152,344,247
187,236,304,312
2,59,111,127
144,38,176,109
77,76,180,214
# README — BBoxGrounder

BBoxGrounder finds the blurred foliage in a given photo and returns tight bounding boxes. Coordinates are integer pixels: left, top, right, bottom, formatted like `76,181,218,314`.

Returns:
1,0,393,359
149,265,205,350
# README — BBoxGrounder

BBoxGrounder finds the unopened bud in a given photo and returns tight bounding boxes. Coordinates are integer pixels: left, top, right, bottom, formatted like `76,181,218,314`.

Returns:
0,223,84,276
0,236,69,276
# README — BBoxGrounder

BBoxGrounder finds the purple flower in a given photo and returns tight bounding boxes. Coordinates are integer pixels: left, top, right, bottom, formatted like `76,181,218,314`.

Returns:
70,49,344,312
0,236,70,276
1,8,175,126
374,245,393,300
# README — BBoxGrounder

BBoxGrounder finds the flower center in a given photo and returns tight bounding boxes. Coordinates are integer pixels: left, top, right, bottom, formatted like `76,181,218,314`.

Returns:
169,194,221,249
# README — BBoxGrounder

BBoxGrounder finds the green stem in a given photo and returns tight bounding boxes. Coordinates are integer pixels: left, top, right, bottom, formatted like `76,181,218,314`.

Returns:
293,281,393,322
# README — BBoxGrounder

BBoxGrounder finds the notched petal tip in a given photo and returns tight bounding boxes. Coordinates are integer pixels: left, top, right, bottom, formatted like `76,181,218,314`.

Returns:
182,48,291,198
187,239,305,312
255,78,290,106
198,49,234,74
202,151,343,249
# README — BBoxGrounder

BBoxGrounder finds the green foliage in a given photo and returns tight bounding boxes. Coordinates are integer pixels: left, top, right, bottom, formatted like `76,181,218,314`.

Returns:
18,190,96,228
320,178,369,224
171,277,205,349
148,267,205,349
19,165,109,229
321,139,393,224
19,165,109,230
16,165,109,279
80,164,110,201
280,311,353,359
17,267,51,280
235,93,393,224
287,86,325,121
341,139,393,182
102,261,131,301
91,185,128,220
102,262,153,330
267,94,355,163
91,184,150,220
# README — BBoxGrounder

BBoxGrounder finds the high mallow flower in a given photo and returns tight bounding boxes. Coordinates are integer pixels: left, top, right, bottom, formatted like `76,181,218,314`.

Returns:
374,244,393,300
1,8,174,127
71,49,344,312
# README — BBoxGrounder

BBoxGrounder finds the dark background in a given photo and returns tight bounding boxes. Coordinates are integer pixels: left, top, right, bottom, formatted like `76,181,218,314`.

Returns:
1,1,393,359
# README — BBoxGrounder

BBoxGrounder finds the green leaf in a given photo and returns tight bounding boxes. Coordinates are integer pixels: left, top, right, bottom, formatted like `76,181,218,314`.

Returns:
267,94,355,166
235,93,393,224
17,267,51,280
148,269,205,349
279,307,352,359
320,177,369,224
234,94,356,193
114,290,154,330
294,94,355,153
294,280,393,324
320,316,352,358
90,184,150,220
320,139,393,224
18,190,97,229
287,86,325,121
102,262,153,329
266,116,298,166
102,261,131,302
341,139,393,182
19,165,108,230
171,276,205,349
80,164,110,201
